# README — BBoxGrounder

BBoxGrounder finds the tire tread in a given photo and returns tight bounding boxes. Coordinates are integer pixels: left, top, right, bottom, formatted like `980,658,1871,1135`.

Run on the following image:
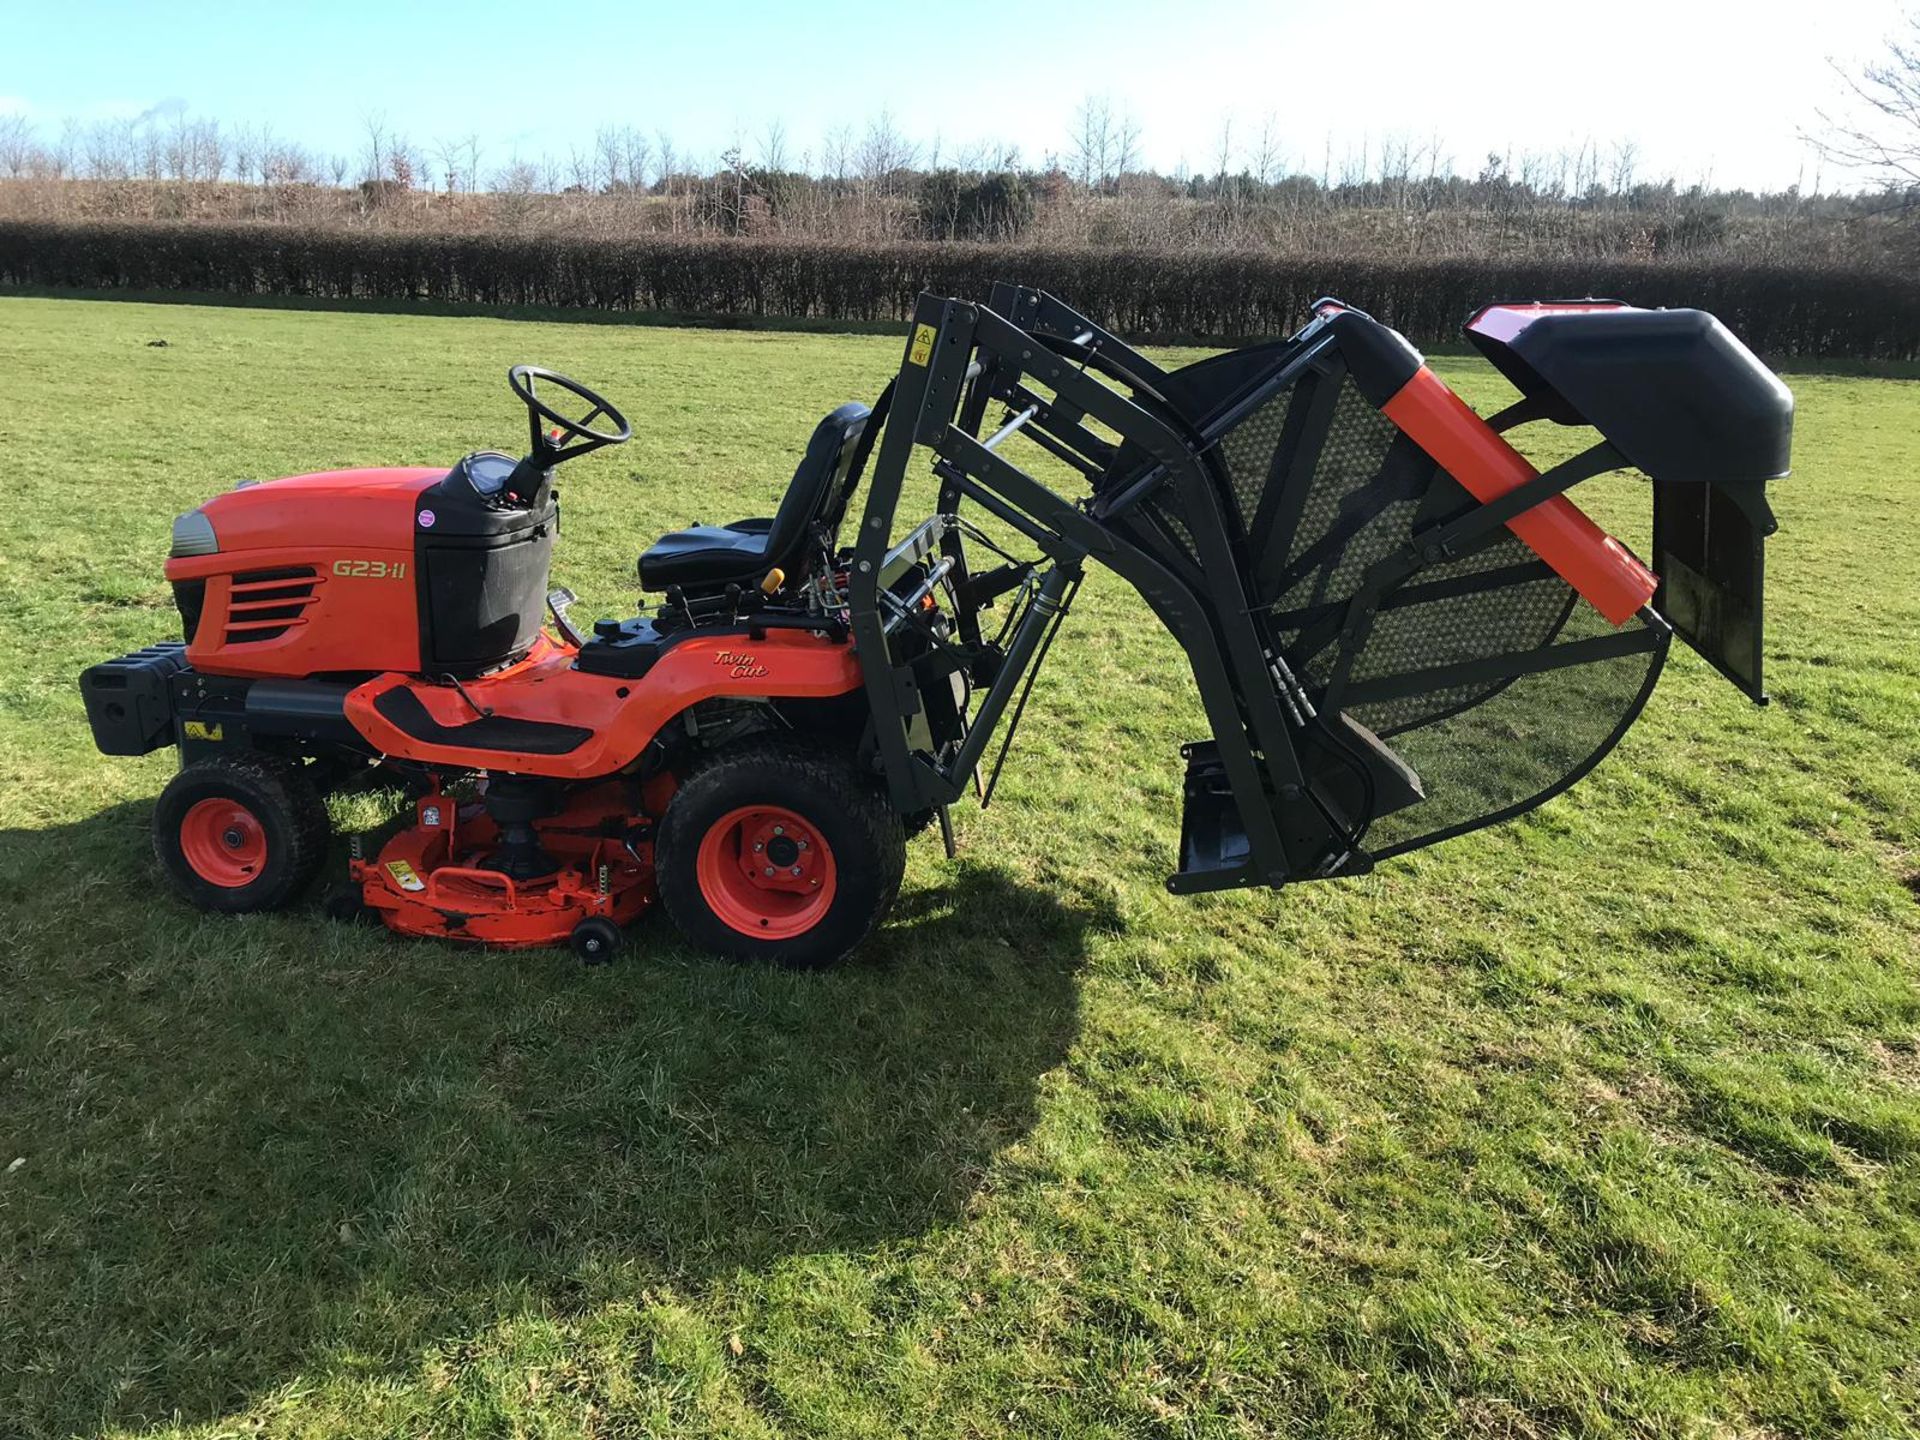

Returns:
655,738,905,965
153,752,331,912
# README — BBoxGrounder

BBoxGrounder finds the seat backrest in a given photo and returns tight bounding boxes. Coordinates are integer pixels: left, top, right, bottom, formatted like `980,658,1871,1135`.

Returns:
762,401,870,570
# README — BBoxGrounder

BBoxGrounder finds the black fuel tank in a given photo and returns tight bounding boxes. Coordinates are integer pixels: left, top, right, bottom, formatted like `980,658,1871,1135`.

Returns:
413,453,559,677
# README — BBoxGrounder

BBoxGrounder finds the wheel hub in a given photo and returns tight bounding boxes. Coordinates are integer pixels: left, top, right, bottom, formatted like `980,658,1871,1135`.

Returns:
696,805,838,939
179,799,269,888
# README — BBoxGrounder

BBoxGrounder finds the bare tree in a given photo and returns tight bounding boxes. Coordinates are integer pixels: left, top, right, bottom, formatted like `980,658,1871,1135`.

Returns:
1253,112,1283,186
461,135,483,195
137,118,163,182
1811,9,1920,189
655,129,678,194
1069,94,1113,188
1609,137,1640,198
38,116,81,180
566,143,593,192
163,112,190,182
757,119,789,174
262,130,314,188
0,112,41,178
495,157,539,194
230,122,258,187
1214,112,1236,200
0,112,35,177
1113,107,1141,190
193,118,226,182
85,118,135,181
360,110,390,186
857,108,917,196
822,123,852,182
618,126,647,191
434,133,467,194
591,125,621,191
24,117,69,178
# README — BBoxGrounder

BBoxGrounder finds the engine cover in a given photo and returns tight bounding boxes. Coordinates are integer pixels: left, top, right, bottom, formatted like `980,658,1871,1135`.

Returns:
161,455,560,681
165,467,442,678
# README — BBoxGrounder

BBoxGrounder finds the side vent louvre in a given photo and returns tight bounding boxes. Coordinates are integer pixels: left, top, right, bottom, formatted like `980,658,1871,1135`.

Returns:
224,566,319,645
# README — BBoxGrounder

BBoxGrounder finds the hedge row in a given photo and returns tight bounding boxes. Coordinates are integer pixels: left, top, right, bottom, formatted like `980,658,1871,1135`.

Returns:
4,220,1917,358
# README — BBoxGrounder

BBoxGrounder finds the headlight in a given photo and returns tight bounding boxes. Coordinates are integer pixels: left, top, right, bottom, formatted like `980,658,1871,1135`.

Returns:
169,510,219,558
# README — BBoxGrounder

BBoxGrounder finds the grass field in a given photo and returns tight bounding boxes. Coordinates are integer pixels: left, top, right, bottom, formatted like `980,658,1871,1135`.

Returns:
0,294,1916,1439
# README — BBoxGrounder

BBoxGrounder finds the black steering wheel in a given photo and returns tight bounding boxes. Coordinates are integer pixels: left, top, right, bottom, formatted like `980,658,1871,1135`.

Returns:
507,364,632,465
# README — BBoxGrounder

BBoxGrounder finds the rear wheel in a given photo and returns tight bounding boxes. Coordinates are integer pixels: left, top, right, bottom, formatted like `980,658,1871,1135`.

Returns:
153,753,330,913
656,739,905,966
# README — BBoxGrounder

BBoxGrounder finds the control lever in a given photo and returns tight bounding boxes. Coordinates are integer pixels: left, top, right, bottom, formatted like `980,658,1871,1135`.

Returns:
546,587,586,647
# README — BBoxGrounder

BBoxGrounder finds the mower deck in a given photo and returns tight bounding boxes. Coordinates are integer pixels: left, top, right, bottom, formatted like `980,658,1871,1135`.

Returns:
353,780,656,949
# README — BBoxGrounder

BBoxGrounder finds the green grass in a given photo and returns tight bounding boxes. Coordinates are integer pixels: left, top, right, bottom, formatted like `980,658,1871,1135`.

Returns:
0,296,1916,1439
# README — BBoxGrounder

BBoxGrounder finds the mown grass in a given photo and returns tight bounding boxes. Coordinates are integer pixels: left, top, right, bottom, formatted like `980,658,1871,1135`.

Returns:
0,296,1915,1439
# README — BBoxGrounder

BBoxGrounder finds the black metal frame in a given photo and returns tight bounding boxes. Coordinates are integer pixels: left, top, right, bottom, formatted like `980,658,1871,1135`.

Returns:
851,286,1308,890
847,285,1682,894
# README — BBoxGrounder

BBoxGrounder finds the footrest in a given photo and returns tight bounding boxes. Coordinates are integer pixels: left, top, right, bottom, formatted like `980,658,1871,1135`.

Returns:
371,686,591,756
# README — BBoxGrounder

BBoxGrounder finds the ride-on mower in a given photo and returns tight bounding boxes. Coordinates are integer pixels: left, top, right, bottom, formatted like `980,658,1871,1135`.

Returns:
81,287,1792,965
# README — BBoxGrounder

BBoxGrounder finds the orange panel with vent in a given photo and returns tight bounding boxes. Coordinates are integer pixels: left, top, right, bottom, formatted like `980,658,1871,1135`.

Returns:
164,467,440,678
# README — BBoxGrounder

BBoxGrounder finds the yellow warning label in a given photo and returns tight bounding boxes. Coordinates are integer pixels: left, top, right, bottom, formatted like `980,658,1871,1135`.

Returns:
183,720,223,741
385,859,426,893
907,322,936,367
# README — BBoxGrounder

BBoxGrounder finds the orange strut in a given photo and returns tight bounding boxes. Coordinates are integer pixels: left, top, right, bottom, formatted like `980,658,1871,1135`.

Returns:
1381,367,1655,625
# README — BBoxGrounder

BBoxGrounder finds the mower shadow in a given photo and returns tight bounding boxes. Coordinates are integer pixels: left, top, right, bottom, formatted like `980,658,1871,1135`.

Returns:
0,799,1109,1435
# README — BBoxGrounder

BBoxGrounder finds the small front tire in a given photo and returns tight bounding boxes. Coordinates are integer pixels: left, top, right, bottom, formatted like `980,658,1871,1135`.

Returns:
153,753,330,913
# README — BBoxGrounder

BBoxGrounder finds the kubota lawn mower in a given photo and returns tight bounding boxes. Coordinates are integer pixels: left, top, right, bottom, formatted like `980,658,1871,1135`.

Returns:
81,287,1792,965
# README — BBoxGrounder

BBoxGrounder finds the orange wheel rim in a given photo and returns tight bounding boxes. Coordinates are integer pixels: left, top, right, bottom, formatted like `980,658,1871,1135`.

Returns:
179,798,269,888
694,804,836,939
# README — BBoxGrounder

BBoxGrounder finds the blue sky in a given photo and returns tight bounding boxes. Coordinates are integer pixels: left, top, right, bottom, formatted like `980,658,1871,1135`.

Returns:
0,0,1907,190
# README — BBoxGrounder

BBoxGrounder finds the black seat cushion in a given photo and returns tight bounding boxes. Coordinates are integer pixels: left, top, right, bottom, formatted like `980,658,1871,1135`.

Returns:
639,403,869,591
637,521,774,590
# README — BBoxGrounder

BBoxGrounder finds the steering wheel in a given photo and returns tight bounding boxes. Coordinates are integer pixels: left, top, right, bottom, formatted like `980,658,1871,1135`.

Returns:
507,364,632,465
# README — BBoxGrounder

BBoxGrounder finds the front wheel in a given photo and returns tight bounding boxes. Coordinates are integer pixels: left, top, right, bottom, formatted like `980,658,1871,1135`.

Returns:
655,739,905,966
153,753,330,912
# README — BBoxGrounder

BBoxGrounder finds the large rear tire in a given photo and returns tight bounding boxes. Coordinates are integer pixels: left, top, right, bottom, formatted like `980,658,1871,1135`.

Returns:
656,739,905,967
153,753,330,913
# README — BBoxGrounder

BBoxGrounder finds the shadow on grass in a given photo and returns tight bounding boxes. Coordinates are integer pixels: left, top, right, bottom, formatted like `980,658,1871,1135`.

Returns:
0,799,1107,1436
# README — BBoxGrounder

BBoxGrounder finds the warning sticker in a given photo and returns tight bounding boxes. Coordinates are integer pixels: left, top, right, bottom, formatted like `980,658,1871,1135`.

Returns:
385,859,426,892
907,322,936,367
183,720,223,741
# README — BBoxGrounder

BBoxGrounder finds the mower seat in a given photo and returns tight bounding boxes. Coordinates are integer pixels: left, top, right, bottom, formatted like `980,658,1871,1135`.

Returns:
639,403,870,591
